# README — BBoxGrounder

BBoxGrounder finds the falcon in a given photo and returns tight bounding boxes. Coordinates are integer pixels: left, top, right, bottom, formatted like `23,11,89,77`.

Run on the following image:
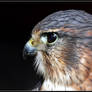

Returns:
23,10,92,91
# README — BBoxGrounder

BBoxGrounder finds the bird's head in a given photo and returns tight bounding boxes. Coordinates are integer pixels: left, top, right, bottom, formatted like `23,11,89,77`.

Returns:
23,10,92,86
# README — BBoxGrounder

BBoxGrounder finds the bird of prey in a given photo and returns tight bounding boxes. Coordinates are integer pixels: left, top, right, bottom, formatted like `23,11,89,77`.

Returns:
23,10,92,91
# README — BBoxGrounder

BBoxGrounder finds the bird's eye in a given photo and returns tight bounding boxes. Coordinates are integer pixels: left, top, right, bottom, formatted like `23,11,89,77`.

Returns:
41,32,58,45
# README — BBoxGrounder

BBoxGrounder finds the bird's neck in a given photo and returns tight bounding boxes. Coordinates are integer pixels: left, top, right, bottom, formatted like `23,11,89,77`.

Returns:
40,79,76,91
40,71,92,91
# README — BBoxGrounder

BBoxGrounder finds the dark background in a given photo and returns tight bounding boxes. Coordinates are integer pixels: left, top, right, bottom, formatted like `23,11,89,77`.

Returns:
0,2,92,90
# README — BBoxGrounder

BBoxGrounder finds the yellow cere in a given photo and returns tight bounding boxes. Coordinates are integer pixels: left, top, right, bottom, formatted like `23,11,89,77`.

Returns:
28,39,34,46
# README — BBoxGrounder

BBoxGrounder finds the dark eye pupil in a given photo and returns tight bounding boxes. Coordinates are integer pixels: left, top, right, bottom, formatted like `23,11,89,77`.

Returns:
47,33,57,43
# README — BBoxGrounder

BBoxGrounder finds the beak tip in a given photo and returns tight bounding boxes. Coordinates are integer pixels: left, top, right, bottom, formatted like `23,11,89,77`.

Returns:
23,43,37,60
23,47,28,60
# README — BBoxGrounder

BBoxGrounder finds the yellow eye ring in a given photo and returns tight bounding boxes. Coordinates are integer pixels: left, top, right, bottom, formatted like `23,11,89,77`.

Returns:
41,32,58,45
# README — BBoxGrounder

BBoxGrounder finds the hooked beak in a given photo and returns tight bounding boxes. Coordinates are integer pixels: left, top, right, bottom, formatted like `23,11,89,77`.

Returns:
23,39,37,59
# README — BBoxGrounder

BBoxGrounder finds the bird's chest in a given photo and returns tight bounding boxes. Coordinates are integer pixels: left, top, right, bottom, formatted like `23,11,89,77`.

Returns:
40,79,76,91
